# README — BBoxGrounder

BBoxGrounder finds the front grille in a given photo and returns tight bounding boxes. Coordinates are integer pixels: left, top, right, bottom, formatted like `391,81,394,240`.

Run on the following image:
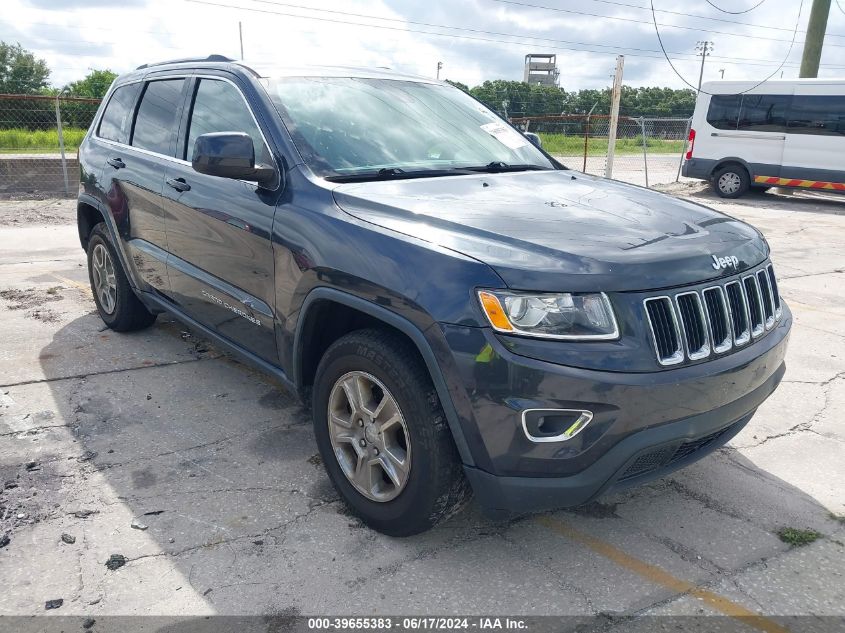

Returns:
644,263,781,365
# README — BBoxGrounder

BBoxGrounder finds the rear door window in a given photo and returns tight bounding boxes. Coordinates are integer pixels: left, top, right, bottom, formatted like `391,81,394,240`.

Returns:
787,95,845,136
98,83,140,144
131,79,185,155
185,79,271,164
706,95,741,130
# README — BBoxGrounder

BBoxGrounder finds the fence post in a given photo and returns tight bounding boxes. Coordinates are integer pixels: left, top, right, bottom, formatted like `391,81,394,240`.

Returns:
639,117,649,188
675,117,692,183
54,90,69,196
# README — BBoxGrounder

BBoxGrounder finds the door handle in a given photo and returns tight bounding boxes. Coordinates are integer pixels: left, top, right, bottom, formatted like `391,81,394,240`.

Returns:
107,157,125,169
166,177,191,192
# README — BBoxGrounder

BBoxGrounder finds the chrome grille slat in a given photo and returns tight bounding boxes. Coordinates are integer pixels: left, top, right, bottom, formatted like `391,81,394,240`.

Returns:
644,297,683,366
643,264,782,365
766,264,782,319
702,286,732,354
675,292,710,360
743,275,765,338
725,281,751,346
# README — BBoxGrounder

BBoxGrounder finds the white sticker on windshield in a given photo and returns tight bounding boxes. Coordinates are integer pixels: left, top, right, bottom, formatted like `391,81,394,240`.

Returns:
480,122,529,150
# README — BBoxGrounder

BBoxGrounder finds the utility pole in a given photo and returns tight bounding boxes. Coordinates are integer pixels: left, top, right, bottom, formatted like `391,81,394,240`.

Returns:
436,61,442,79
605,55,624,179
800,0,831,77
695,41,713,93
239,22,244,60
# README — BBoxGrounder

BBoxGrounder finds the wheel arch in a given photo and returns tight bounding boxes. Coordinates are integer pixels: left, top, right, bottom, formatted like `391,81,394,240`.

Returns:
710,157,752,180
77,196,106,249
293,287,475,466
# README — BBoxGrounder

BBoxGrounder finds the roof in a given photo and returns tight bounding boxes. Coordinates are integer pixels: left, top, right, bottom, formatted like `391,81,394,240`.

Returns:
128,55,437,84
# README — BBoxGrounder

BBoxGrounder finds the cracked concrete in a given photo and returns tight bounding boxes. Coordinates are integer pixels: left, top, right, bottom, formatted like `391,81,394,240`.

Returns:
0,191,843,620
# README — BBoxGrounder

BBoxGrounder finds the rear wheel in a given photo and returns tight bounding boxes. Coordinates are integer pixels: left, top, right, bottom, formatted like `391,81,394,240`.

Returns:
712,164,749,199
86,223,156,332
312,329,470,536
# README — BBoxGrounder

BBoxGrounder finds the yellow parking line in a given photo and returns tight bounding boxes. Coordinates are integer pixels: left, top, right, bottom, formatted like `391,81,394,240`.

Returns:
51,274,91,294
535,515,790,633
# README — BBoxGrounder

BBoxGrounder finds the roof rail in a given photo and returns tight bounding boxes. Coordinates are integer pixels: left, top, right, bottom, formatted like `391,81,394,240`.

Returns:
136,54,234,70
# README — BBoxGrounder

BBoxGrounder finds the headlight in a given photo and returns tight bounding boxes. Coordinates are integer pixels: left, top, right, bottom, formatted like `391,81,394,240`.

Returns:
477,290,619,340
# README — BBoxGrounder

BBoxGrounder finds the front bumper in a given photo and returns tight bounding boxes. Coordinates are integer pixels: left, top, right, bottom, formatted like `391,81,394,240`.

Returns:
440,305,791,513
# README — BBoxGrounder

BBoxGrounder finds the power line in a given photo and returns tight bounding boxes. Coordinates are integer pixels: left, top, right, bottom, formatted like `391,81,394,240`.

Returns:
704,0,768,15
489,0,845,46
237,0,821,66
650,0,805,96
175,0,844,70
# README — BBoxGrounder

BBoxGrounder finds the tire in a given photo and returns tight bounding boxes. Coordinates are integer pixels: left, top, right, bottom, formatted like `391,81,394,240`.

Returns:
712,164,750,199
312,328,471,536
86,223,156,332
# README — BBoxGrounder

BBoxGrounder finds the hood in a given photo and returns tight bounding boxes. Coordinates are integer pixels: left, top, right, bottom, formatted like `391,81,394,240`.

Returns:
331,170,768,292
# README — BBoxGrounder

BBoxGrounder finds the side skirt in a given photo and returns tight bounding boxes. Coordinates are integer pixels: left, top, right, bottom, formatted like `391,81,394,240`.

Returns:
140,290,298,398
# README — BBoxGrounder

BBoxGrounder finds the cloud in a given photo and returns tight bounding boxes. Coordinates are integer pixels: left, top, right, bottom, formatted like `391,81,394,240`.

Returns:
3,0,844,90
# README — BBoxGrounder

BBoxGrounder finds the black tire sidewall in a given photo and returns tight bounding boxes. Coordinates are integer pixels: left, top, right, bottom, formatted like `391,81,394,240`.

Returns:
312,333,452,534
87,226,126,327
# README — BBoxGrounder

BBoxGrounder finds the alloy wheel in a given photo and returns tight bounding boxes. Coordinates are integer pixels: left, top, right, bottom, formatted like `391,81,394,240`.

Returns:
91,243,117,315
327,371,411,502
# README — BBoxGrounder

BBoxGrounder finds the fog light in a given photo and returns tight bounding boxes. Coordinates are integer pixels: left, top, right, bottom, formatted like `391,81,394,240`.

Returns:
522,409,593,443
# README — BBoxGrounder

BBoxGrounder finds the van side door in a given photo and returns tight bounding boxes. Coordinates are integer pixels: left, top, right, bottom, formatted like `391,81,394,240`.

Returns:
160,76,280,364
782,86,845,187
704,93,789,183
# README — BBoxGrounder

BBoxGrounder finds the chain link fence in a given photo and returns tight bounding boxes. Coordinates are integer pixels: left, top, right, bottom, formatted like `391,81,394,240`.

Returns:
511,115,691,188
0,93,690,197
0,94,101,197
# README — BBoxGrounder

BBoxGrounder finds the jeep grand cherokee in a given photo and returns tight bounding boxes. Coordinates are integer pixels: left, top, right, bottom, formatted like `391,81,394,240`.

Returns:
76,56,791,536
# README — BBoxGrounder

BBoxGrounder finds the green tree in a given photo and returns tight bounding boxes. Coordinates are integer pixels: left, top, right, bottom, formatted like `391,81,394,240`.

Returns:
65,69,117,98
0,41,50,94
443,79,469,92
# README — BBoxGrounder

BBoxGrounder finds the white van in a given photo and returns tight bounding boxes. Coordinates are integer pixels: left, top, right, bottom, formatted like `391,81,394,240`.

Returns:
683,79,845,198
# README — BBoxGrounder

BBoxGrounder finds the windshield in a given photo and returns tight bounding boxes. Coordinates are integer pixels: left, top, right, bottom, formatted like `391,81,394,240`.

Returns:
267,77,556,179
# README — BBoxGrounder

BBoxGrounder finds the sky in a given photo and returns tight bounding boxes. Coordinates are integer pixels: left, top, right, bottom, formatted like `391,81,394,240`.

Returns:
4,0,845,92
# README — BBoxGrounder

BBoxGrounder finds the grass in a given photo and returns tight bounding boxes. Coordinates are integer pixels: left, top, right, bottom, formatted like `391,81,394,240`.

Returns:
537,132,685,156
0,127,87,153
777,527,823,547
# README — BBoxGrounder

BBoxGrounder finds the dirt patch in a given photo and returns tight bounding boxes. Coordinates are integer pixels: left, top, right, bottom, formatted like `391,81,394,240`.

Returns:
27,308,62,323
0,287,63,311
0,199,76,227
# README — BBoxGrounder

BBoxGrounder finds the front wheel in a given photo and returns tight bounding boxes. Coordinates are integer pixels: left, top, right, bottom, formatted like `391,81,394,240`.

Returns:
312,329,470,536
712,164,750,199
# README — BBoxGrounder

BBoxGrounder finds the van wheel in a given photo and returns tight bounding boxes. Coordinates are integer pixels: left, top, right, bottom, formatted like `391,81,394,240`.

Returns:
312,329,471,536
86,223,157,332
712,164,749,199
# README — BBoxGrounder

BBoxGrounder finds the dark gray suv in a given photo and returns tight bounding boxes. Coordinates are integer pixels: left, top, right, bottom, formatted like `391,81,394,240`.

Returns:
76,56,791,535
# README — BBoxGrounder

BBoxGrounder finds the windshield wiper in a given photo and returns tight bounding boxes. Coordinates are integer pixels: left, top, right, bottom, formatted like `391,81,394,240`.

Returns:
461,162,552,173
325,167,475,183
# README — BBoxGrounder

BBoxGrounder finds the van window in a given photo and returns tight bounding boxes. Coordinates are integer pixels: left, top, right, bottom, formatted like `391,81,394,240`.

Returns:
787,95,845,136
185,79,271,163
98,83,140,144
131,79,185,155
706,95,741,130
738,95,789,133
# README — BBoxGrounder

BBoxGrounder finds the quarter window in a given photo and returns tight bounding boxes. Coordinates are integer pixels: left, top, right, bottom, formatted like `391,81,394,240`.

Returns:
131,79,185,155
98,83,140,144
787,95,845,136
185,79,271,164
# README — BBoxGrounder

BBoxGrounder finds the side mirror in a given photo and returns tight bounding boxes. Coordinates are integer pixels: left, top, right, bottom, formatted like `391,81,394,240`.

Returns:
524,132,542,148
192,132,275,187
